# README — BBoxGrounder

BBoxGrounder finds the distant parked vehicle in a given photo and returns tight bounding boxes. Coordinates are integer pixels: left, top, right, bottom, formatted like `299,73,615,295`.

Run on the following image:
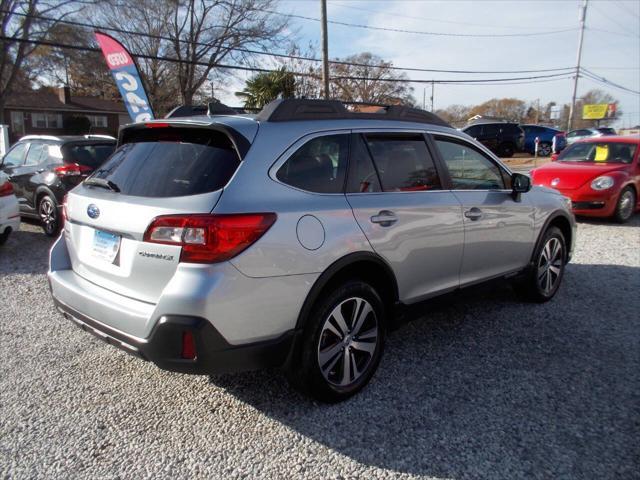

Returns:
0,172,20,245
461,121,524,158
0,135,116,236
531,135,639,223
520,124,564,156
566,127,616,145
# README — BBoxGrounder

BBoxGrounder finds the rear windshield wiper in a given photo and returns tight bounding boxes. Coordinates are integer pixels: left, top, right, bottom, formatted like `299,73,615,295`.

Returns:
84,177,121,192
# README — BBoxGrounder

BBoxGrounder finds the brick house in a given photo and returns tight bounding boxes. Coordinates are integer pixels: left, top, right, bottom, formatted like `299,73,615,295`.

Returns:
4,87,129,144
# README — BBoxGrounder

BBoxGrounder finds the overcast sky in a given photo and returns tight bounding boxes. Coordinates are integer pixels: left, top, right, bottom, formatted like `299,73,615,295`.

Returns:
218,0,640,128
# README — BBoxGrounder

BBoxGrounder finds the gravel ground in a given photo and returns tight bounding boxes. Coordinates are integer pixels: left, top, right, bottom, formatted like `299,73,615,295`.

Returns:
1,217,639,479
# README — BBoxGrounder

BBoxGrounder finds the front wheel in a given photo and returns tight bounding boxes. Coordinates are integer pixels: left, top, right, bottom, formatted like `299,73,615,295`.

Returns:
39,195,60,237
498,142,515,158
514,226,566,303
288,280,386,403
0,228,10,245
613,187,636,223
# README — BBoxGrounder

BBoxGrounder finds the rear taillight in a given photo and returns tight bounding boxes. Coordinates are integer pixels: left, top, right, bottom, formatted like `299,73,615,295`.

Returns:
53,163,92,177
143,213,277,263
0,181,13,197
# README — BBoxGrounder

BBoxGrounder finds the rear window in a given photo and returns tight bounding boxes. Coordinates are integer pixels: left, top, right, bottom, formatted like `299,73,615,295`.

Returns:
63,143,115,169
89,128,240,197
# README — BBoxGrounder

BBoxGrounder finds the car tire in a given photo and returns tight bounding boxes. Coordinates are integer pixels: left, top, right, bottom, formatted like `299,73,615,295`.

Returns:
613,187,636,224
287,280,386,403
0,228,10,245
498,142,515,158
538,142,552,157
514,226,566,303
38,194,61,237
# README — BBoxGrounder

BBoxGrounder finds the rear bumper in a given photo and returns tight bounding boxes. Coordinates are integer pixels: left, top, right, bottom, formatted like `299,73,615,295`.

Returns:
53,297,296,374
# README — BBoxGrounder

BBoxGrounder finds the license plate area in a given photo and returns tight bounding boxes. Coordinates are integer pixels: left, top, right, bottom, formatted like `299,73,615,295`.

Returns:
92,229,121,264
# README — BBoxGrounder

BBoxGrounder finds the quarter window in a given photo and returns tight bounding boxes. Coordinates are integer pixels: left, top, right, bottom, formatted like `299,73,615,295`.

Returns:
276,134,349,193
435,138,506,190
364,134,441,192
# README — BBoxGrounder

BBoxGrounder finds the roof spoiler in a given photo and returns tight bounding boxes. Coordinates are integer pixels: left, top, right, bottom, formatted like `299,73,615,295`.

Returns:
165,102,239,118
255,99,451,127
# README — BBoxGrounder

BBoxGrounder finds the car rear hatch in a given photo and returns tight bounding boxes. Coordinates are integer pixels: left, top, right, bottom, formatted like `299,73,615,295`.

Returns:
64,122,249,304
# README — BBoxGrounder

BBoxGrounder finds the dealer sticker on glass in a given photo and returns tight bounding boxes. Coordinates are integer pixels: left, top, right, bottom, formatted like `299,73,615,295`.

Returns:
92,230,121,264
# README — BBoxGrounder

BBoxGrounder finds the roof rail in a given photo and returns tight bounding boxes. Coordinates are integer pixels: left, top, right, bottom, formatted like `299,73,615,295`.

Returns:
255,99,451,127
19,135,62,142
84,134,116,140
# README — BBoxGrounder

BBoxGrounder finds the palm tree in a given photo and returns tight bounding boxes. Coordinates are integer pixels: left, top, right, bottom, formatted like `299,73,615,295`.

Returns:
236,68,295,109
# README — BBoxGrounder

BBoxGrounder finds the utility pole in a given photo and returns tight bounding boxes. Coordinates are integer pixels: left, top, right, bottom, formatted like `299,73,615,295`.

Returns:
422,88,426,110
430,81,435,111
568,0,588,131
320,0,330,99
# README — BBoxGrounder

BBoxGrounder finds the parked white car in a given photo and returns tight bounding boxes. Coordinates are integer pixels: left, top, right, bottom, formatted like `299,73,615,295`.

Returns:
566,127,616,145
0,171,20,245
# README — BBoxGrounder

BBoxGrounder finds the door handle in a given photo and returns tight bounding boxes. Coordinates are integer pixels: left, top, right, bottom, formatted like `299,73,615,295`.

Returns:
370,210,397,226
464,207,483,221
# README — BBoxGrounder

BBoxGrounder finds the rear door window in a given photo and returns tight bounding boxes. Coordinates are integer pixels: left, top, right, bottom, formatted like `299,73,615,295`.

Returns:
90,128,240,198
25,142,47,166
276,134,348,193
364,134,442,192
346,134,382,193
63,143,116,170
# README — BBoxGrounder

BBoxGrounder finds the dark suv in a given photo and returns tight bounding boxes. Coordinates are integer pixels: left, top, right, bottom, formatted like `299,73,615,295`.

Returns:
462,122,525,157
0,135,116,236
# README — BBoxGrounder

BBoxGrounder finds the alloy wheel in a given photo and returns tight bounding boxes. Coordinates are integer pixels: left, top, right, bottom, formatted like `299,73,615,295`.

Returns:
618,190,634,221
39,197,57,235
317,297,378,387
537,237,563,295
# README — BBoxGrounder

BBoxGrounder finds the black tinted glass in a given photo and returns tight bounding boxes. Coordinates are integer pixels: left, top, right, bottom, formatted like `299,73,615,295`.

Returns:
91,128,240,197
346,134,381,193
365,134,441,192
64,143,116,169
482,124,499,135
277,134,348,193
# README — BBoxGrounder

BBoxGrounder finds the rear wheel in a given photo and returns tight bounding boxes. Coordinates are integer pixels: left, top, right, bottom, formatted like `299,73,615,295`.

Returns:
39,195,60,237
0,228,10,245
288,280,386,403
514,226,566,303
613,187,635,223
538,142,552,156
498,142,515,158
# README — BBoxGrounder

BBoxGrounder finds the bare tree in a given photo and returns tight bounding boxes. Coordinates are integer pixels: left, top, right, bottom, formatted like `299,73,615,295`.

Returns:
93,0,180,115
0,0,86,121
329,53,415,106
168,0,288,105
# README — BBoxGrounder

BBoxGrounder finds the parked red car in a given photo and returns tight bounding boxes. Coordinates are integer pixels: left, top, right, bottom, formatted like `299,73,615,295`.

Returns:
531,135,639,222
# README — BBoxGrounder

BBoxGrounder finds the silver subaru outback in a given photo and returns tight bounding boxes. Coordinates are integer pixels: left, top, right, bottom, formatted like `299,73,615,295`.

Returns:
48,99,576,402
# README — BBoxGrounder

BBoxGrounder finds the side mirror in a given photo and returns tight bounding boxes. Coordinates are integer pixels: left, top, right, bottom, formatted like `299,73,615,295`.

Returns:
511,173,531,201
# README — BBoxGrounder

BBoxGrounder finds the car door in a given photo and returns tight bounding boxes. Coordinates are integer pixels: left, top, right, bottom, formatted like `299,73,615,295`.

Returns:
432,134,534,285
0,142,29,206
346,131,464,302
8,141,47,213
20,142,49,211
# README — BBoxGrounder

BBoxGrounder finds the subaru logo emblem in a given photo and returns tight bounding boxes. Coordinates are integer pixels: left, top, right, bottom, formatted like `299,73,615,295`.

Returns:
87,204,100,219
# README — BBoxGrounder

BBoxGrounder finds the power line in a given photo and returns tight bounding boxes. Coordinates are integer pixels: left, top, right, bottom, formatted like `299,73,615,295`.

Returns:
257,8,579,38
2,36,581,87
591,2,638,37
1,9,578,75
580,68,640,95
